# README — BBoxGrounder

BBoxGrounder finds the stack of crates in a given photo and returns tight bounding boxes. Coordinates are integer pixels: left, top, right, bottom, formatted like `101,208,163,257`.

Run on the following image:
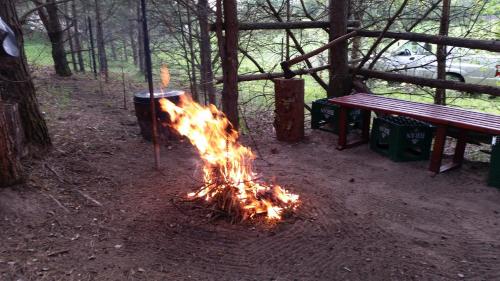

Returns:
489,136,500,188
370,115,435,162
311,98,363,134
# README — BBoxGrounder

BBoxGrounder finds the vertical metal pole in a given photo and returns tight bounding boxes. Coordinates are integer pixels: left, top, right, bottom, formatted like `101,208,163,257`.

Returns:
140,0,160,170
87,17,98,79
121,65,127,110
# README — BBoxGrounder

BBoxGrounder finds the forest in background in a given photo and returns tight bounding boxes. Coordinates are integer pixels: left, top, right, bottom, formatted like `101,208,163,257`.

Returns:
14,0,500,118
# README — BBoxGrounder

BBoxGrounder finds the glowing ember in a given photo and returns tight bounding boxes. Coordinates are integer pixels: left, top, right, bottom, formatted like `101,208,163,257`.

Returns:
159,93,299,222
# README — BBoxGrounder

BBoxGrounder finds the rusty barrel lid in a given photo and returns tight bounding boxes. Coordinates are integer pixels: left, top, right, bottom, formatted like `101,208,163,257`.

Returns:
133,89,184,104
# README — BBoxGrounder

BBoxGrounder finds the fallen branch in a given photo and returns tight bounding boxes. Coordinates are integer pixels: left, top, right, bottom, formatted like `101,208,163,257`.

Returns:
47,194,70,213
76,190,103,207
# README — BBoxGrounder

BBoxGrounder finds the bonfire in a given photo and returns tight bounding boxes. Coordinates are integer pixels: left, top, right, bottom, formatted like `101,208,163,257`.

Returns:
158,68,299,222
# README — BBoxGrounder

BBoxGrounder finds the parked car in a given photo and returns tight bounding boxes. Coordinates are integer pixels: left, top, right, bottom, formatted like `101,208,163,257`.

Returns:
373,41,500,87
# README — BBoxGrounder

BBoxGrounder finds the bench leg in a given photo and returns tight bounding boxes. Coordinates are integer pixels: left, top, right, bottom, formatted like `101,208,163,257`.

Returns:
361,109,371,142
453,129,467,165
429,125,447,173
337,107,348,150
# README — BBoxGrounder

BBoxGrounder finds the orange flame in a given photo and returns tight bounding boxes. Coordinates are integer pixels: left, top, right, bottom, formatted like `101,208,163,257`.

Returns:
159,95,299,221
161,65,170,88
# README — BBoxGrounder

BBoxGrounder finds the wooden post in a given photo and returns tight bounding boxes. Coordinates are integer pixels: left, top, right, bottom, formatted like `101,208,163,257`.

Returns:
274,78,304,142
220,0,239,129
328,0,351,97
0,103,24,186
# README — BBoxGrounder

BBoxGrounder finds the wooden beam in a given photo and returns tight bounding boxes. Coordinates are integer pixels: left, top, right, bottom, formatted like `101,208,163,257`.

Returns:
209,20,360,31
354,68,500,97
221,66,500,97
352,29,500,53
281,30,357,78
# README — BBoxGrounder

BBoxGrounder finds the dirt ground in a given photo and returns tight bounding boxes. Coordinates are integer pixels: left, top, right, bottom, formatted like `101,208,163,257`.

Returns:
1,70,499,281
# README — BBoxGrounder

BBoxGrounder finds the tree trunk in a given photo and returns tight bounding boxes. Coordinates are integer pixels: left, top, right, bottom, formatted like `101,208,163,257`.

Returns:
0,0,52,152
35,0,72,77
122,38,128,62
110,39,118,61
0,103,24,186
65,3,78,72
350,9,362,61
94,0,108,82
136,0,145,74
72,0,85,72
435,0,450,105
197,0,216,105
87,17,98,78
274,78,304,142
328,0,350,97
186,7,199,102
221,0,239,129
128,0,138,66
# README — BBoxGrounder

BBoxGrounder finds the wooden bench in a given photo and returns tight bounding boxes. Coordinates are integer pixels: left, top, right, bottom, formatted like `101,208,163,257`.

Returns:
328,93,500,174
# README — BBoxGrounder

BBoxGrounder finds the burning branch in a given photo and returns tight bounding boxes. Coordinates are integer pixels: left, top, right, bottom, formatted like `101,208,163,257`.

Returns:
159,94,300,223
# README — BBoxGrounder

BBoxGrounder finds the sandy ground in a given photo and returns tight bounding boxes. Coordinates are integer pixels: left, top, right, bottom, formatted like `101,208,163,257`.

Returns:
1,71,499,281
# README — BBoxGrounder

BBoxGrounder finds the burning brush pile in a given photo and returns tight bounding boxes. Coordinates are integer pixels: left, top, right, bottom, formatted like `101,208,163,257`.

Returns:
159,93,300,223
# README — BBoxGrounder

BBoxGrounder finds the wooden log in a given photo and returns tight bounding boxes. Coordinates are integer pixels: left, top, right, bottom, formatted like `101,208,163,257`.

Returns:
0,102,24,186
274,78,304,142
351,29,500,53
281,31,357,78
354,68,500,97
209,20,360,31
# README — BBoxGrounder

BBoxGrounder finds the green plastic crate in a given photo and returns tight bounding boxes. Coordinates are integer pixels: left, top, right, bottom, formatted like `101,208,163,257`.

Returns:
370,115,435,162
488,136,500,188
311,98,363,134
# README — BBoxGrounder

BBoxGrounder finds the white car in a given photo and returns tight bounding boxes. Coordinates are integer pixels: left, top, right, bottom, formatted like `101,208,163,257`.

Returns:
373,41,500,87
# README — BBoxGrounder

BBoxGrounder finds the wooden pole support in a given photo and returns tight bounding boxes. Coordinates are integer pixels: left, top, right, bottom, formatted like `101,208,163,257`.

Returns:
274,78,305,142
0,102,24,186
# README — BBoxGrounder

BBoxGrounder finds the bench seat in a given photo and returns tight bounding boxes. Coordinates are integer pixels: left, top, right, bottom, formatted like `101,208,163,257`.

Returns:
328,93,500,174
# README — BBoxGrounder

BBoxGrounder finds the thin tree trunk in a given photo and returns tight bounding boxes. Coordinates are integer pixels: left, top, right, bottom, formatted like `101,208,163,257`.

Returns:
34,0,72,77
128,0,138,66
72,0,85,72
65,3,77,72
122,38,128,62
0,0,51,152
110,39,118,61
350,10,362,61
137,0,145,74
198,0,216,105
94,0,108,82
435,0,450,105
186,6,199,101
176,4,194,96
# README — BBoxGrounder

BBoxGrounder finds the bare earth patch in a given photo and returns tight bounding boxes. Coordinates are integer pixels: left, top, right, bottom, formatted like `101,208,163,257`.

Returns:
1,70,499,280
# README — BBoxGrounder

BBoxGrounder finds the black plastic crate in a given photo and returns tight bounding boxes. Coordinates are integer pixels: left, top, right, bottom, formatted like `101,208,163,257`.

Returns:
370,115,435,162
311,98,363,134
489,136,500,188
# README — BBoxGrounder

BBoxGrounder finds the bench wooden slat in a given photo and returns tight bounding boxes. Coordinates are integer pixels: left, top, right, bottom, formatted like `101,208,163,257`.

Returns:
329,94,500,135
352,94,500,123
339,99,498,128
342,94,500,123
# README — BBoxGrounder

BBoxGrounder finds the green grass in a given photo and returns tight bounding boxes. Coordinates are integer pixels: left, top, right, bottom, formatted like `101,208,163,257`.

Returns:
24,39,54,66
